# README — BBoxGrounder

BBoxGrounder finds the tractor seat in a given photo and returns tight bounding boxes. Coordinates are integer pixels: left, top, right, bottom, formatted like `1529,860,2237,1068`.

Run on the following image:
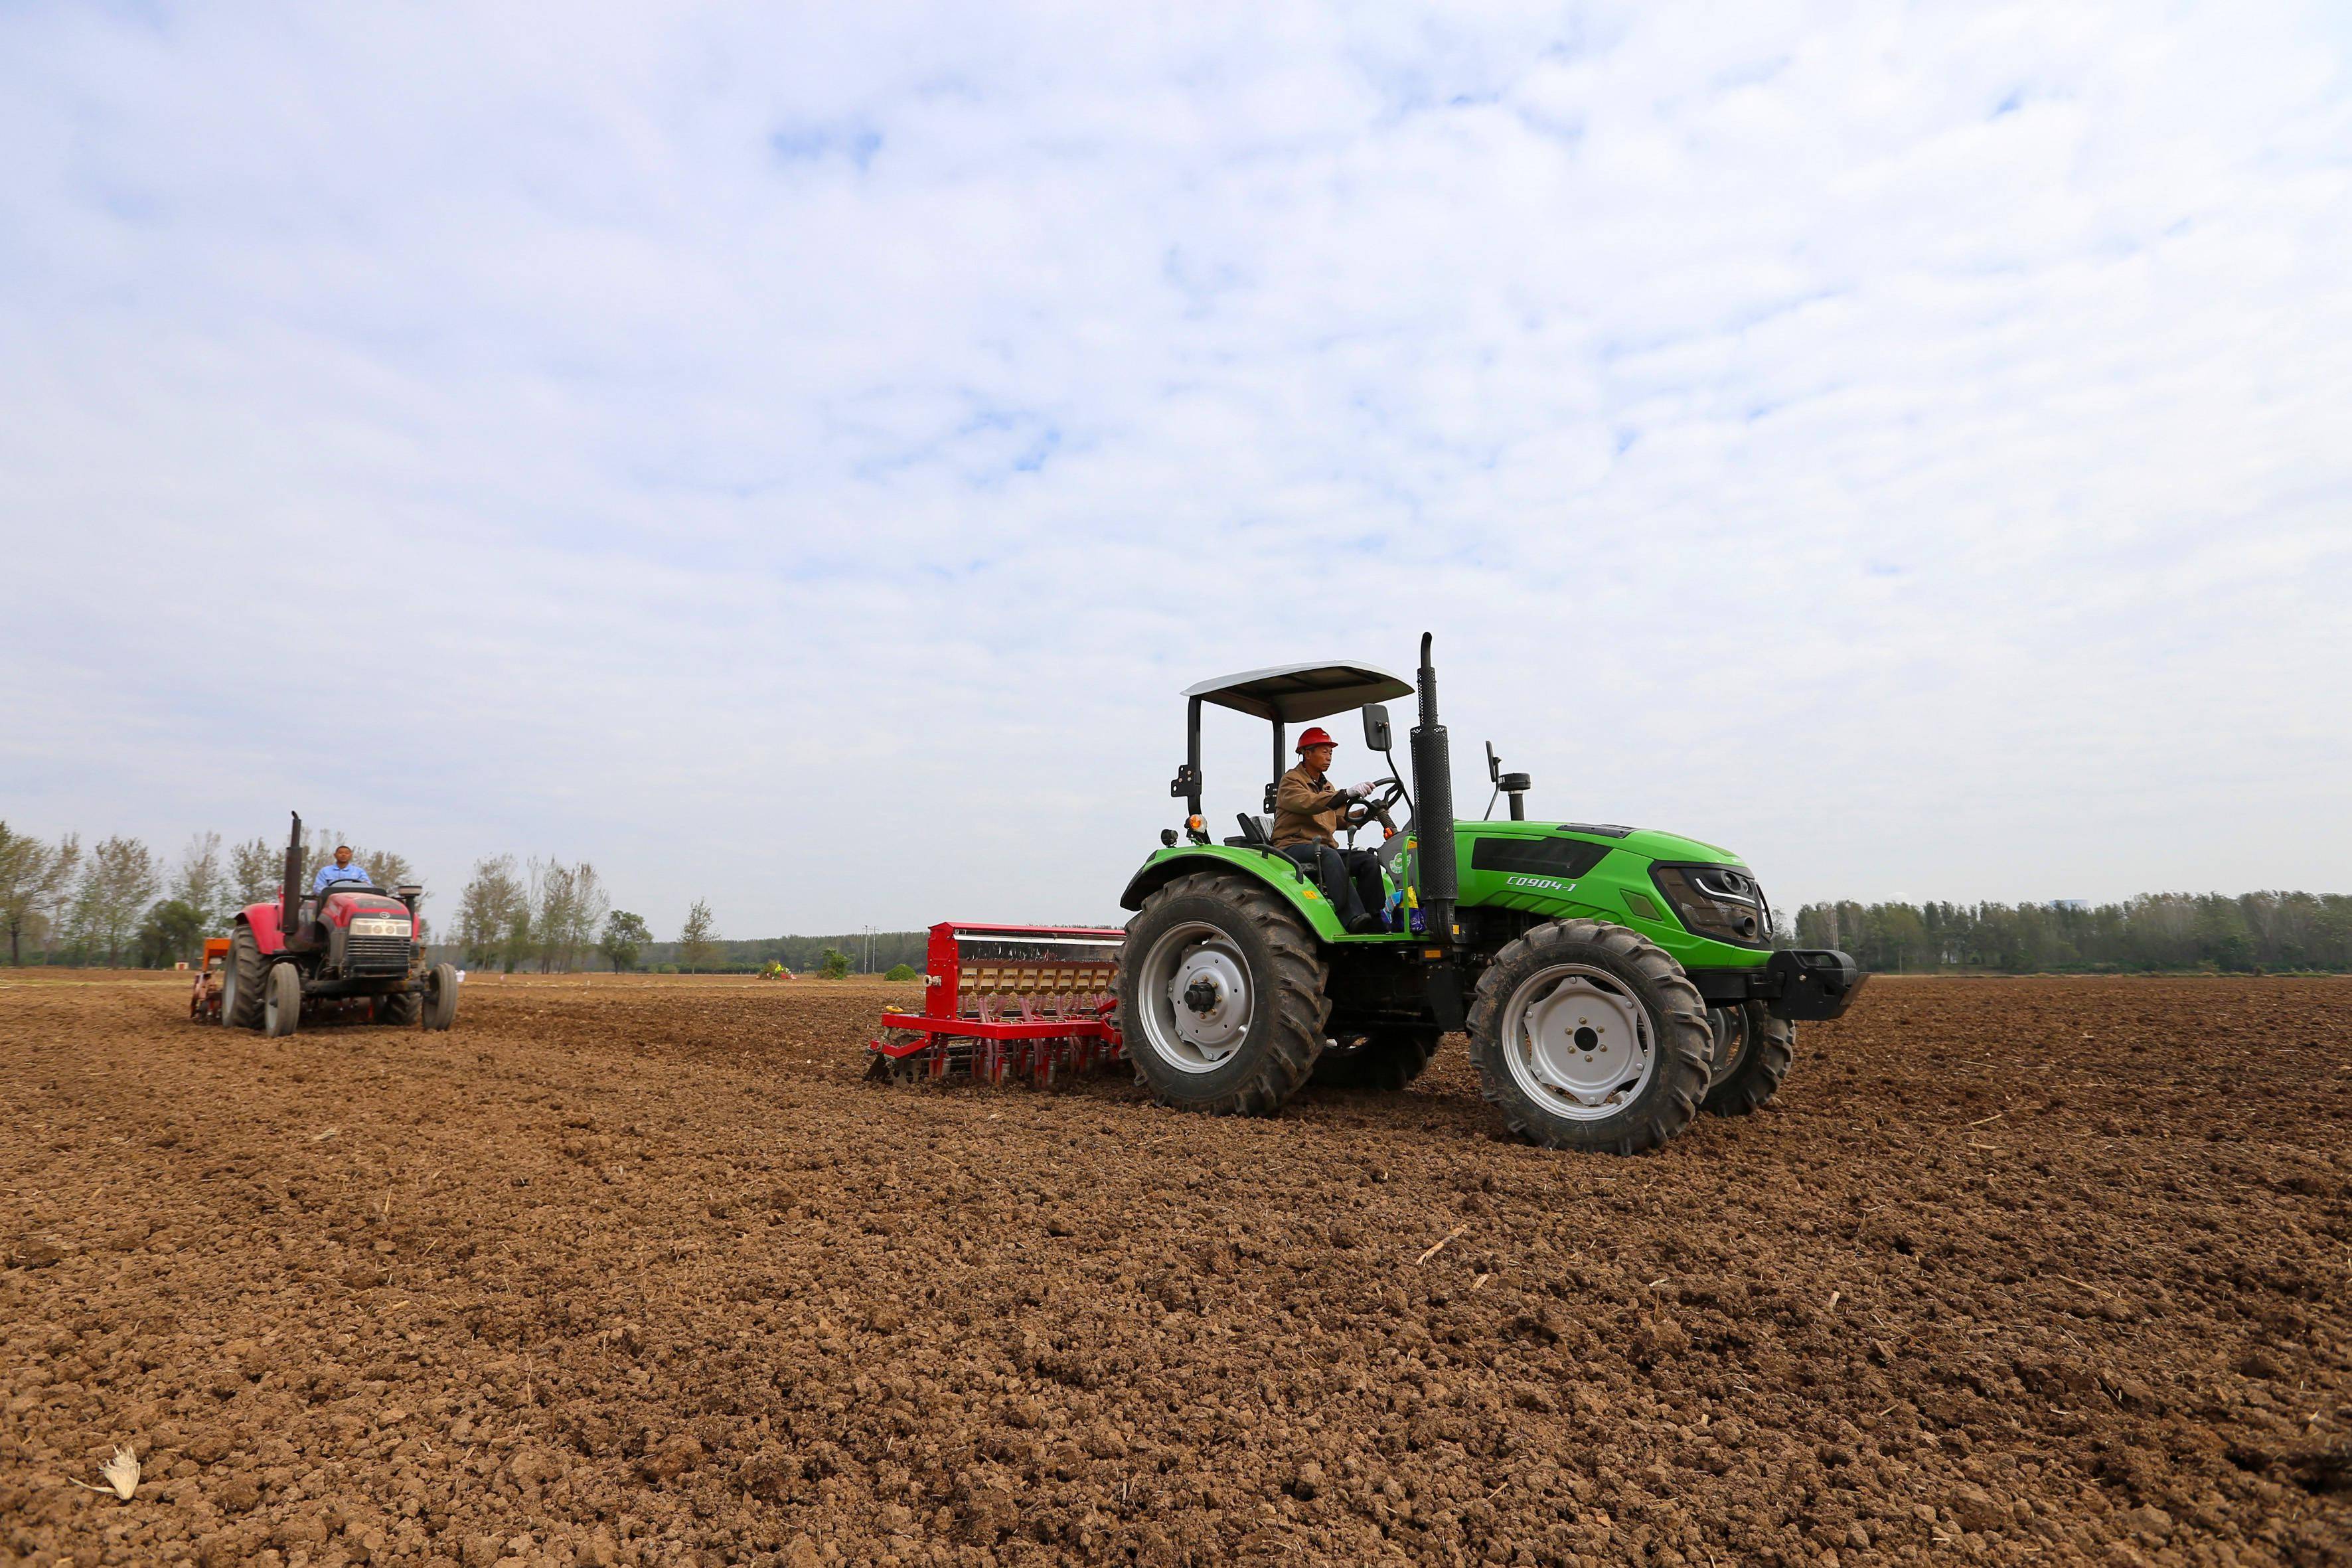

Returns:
1223,813,1273,847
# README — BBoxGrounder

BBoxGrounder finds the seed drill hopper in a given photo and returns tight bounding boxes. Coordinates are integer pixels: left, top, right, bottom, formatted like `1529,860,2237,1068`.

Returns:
868,922,1127,1085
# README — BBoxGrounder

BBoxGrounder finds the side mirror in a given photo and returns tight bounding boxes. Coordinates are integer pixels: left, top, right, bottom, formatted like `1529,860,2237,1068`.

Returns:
1361,704,1393,752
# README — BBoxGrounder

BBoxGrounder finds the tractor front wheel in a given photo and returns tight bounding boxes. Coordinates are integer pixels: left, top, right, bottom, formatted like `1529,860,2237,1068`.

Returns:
1466,919,1711,1154
1117,872,1329,1115
262,961,303,1038
374,989,422,1026
1310,1025,1441,1091
421,963,459,1031
223,927,267,1030
1701,1002,1794,1116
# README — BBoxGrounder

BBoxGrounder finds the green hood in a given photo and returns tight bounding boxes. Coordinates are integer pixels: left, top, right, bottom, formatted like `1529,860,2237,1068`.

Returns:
1601,826,1739,864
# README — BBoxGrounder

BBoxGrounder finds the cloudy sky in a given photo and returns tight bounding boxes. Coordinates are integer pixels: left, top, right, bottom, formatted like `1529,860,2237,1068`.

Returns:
3,3,2348,939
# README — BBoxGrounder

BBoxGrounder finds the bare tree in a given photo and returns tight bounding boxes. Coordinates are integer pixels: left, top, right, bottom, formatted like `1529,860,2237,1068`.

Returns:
455,856,527,970
39,833,80,963
531,858,576,972
366,850,417,891
678,898,719,971
503,906,534,974
228,836,279,908
0,823,29,965
73,836,160,967
522,859,610,973
566,864,610,969
0,824,80,966
173,831,225,931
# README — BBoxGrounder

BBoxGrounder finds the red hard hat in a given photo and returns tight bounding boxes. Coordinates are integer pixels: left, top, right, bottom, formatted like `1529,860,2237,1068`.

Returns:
1296,726,1337,751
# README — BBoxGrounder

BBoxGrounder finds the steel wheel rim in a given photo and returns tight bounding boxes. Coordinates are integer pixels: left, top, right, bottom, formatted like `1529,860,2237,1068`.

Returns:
1500,961,1655,1120
1708,1006,1749,1089
1137,919,1253,1075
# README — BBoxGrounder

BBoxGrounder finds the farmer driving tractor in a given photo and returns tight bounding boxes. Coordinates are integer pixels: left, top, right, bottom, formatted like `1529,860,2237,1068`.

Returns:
313,844,370,895
1273,727,1389,934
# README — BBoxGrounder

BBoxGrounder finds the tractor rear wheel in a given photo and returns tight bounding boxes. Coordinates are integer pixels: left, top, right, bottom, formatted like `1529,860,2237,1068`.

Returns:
374,989,422,1026
1466,918,1711,1154
1701,1002,1794,1117
223,927,267,1030
1311,1025,1441,1091
262,961,303,1038
421,963,459,1031
1117,872,1329,1115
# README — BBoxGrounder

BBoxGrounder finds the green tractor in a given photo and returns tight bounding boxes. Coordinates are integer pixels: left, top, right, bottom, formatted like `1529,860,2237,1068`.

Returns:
1115,635,1863,1154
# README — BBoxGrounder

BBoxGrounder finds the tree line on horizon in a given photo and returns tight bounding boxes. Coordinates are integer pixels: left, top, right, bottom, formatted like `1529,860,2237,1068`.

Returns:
1788,890,2352,974
9,819,2344,977
448,855,747,975
445,851,929,976
0,821,414,968
0,823,913,979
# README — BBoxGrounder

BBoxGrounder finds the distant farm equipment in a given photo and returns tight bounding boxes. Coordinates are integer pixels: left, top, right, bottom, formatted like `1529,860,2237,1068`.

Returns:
206,813,458,1036
187,937,233,1022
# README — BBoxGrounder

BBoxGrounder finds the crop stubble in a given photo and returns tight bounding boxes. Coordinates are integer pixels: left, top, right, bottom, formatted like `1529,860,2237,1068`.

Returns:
1,973,2348,1567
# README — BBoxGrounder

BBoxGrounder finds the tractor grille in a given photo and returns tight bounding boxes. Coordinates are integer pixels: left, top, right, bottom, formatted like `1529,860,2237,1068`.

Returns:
345,935,412,976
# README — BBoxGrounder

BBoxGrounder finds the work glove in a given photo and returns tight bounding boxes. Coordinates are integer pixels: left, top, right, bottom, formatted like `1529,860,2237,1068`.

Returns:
1350,781,1379,797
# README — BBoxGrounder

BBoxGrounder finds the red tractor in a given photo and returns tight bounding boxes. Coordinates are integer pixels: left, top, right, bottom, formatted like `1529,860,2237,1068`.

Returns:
216,813,458,1036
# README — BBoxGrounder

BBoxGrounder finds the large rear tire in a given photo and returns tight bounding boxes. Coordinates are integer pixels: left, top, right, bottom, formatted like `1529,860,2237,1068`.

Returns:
1310,1025,1440,1091
1117,872,1328,1115
1701,1002,1794,1116
421,963,459,1031
223,927,266,1030
1466,919,1711,1154
262,961,303,1038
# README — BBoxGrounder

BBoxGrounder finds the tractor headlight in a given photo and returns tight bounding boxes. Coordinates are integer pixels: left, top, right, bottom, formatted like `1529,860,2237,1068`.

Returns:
1650,864,1773,948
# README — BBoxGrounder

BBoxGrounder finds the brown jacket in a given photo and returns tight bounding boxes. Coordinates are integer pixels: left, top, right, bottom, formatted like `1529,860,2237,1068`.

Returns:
1272,763,1343,848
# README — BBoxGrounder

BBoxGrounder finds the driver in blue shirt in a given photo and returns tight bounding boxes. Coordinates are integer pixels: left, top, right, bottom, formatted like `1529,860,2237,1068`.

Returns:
313,844,371,894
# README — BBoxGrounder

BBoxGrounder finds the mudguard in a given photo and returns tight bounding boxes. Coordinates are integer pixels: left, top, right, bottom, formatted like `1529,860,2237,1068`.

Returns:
1117,845,1369,944
239,903,287,955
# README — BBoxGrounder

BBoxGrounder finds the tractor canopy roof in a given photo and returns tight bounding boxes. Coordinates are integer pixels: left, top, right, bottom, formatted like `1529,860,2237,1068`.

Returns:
1182,661,1413,724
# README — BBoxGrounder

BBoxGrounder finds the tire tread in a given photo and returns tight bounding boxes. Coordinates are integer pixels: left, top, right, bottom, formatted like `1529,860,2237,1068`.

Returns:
1701,1002,1794,1116
225,926,267,1030
1465,917,1711,1154
1121,872,1329,1117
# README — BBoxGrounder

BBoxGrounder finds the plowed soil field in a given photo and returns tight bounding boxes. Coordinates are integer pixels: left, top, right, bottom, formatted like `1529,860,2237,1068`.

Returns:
3,973,2349,1568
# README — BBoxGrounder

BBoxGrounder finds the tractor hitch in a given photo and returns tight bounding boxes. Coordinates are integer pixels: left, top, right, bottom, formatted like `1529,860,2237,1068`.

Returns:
1689,949,1866,1021
1763,948,1866,1020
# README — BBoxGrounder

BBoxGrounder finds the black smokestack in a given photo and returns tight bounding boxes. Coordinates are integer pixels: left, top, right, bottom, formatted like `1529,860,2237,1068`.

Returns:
280,812,302,937
1409,633,1457,945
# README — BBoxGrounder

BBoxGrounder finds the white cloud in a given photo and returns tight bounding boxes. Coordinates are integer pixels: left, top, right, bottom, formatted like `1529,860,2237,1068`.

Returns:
2,1,2347,936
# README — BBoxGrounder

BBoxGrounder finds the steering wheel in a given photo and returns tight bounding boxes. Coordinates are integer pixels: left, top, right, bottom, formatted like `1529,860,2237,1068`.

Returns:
1339,778,1409,844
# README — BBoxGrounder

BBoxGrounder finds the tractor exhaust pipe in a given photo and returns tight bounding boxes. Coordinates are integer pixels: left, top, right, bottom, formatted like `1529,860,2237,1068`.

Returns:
1410,633,1458,945
280,811,303,939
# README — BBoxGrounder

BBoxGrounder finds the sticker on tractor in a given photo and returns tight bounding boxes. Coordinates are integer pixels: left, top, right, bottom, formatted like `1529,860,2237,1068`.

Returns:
1505,876,1575,892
